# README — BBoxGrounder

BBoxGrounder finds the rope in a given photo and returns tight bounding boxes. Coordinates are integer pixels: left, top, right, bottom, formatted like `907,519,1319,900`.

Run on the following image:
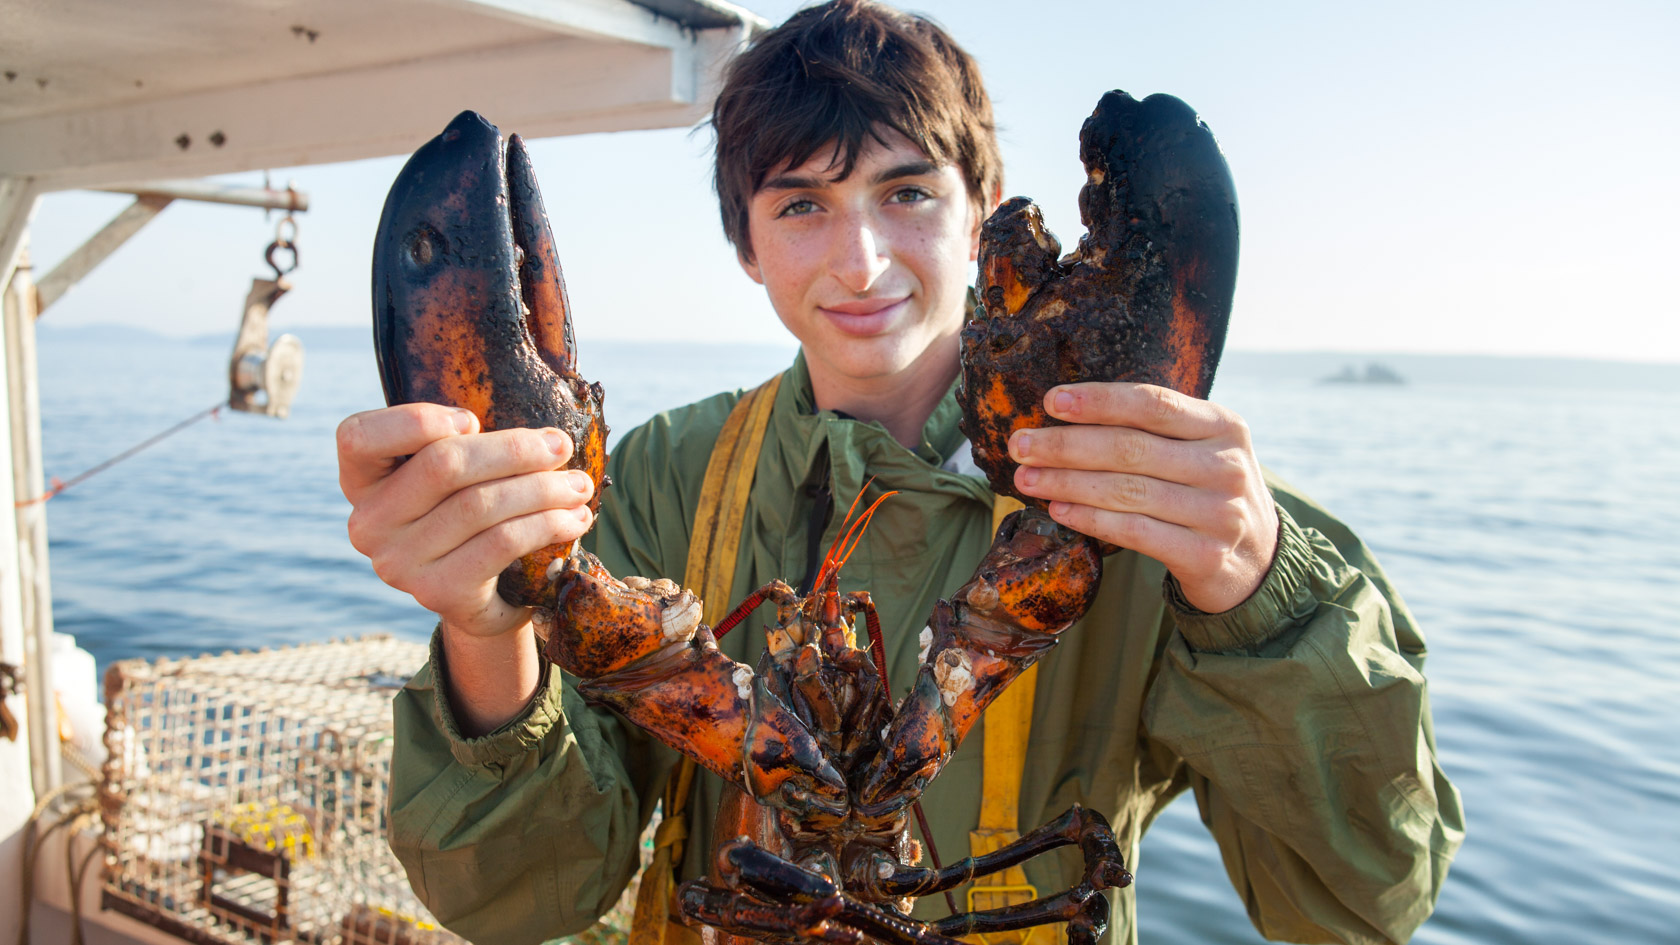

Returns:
15,402,224,507
17,779,99,945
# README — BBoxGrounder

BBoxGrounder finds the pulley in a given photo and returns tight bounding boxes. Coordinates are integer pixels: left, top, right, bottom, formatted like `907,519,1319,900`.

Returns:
228,215,305,418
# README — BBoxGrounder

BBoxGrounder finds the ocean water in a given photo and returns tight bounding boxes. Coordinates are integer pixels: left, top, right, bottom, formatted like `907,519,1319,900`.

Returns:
33,328,1680,943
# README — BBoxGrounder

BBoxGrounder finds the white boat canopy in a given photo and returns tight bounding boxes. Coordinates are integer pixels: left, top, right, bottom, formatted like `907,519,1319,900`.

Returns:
0,0,765,286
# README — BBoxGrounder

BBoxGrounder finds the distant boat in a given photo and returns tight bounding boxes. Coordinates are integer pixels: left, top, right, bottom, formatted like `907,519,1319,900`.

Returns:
1320,362,1406,385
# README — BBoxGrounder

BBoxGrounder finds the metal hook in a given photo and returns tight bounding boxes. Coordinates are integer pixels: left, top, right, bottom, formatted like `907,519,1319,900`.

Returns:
265,213,300,279
265,240,298,279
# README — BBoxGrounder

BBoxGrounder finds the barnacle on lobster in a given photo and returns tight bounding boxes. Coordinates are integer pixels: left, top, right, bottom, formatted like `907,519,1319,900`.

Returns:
959,90,1239,505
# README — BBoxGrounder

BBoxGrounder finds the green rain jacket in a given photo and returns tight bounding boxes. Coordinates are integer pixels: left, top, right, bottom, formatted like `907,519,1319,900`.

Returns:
388,354,1464,945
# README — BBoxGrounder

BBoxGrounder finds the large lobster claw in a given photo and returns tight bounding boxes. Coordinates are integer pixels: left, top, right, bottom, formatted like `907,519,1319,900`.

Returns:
372,110,608,606
959,90,1239,506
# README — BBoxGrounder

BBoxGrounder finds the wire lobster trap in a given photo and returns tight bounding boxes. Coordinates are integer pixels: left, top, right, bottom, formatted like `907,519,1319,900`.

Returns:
97,635,465,945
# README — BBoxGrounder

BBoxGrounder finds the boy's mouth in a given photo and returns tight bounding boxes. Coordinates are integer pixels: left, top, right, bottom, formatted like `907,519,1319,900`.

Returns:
820,296,910,333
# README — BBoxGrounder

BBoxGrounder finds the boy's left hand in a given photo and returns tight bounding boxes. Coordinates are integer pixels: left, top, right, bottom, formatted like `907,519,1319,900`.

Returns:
1008,382,1279,614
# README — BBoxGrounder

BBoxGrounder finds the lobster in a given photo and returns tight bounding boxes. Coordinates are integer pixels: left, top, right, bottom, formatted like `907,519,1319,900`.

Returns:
372,87,1236,944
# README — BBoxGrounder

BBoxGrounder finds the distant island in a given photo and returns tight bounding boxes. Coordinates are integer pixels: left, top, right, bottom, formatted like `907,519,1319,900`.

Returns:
1320,362,1406,385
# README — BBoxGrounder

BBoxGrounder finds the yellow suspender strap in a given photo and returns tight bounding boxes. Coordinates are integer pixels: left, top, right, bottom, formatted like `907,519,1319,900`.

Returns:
966,495,1053,945
628,375,781,945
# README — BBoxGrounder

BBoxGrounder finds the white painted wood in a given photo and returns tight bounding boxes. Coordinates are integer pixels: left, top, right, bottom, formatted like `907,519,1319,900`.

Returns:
34,195,172,315
0,177,40,294
0,260,29,945
434,0,700,48
3,246,58,796
1,36,721,192
97,179,308,211
1,0,682,123
1,246,39,945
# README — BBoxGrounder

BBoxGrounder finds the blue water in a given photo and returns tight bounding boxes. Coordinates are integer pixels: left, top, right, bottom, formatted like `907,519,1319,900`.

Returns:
35,329,1680,943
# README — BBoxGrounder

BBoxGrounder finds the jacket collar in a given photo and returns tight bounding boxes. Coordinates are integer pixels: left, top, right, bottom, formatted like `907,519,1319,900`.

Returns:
777,350,992,508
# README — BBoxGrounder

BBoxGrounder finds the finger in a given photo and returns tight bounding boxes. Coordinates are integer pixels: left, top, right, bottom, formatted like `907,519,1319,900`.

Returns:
416,469,596,560
337,404,478,497
1045,502,1200,569
420,506,595,605
380,427,575,525
1008,422,1212,484
1015,466,1210,529
1042,383,1236,441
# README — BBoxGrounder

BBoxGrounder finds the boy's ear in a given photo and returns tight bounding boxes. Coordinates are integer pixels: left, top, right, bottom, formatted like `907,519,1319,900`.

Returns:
738,248,764,285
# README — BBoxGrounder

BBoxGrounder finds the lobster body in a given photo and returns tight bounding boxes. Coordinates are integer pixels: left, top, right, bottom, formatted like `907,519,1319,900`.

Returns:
372,87,1238,943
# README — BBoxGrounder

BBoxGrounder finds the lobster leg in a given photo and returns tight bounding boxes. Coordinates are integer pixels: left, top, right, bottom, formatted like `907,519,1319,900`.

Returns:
685,842,974,945
715,581,800,640
544,553,847,819
680,886,877,945
840,591,957,913
931,886,1110,945
863,804,1129,900
858,509,1102,817
844,592,891,690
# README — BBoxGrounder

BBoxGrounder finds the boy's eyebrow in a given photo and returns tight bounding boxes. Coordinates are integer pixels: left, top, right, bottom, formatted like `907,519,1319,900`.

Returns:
759,161,943,193
760,173,826,192
870,160,940,184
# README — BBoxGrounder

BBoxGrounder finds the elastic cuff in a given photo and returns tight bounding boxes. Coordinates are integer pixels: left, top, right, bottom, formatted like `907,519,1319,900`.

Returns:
1163,504,1318,653
428,627,566,767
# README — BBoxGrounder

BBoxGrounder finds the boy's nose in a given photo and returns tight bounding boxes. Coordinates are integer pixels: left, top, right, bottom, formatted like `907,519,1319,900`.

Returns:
830,219,891,293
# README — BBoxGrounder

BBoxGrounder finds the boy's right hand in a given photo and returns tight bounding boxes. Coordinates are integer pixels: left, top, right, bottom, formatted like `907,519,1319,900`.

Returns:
335,403,596,641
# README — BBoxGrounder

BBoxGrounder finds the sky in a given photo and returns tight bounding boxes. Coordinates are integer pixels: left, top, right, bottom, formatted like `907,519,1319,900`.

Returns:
23,0,1680,362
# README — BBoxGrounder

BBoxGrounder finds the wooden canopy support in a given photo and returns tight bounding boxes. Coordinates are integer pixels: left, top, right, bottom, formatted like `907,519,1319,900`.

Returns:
33,196,170,316
33,180,312,316
96,179,309,212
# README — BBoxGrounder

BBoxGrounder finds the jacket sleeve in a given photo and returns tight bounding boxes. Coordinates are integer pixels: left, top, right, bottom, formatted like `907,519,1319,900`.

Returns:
1141,478,1465,945
388,634,669,944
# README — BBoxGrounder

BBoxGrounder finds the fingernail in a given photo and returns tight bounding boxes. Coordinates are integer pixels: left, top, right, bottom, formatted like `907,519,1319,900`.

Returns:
1019,466,1040,487
1012,431,1032,458
567,470,593,493
1052,390,1074,414
452,409,476,434
543,429,568,454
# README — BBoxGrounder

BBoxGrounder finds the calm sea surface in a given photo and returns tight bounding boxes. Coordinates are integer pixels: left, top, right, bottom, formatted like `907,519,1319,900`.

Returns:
34,330,1680,944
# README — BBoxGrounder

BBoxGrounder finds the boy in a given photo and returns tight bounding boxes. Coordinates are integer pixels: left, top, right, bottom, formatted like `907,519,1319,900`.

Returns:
336,2,1462,942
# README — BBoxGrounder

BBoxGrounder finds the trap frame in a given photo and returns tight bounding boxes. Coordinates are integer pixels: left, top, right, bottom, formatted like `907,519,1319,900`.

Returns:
98,635,464,945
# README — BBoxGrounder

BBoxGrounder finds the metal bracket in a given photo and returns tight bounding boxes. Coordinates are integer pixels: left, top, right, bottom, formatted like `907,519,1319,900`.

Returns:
227,276,304,419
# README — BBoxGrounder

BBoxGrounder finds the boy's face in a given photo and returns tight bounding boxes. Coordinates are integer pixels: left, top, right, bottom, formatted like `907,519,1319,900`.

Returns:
739,128,982,393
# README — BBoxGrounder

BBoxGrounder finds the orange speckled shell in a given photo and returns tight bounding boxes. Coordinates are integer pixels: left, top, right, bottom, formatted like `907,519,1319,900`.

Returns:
372,111,608,607
959,91,1238,505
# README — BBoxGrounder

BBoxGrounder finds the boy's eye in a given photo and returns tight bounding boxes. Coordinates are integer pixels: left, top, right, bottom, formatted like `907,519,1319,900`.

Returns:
778,199,818,218
890,187,932,204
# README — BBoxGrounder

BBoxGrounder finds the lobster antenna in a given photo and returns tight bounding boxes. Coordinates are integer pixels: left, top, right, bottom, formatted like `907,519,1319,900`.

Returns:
814,477,877,588
816,483,901,589
831,491,897,576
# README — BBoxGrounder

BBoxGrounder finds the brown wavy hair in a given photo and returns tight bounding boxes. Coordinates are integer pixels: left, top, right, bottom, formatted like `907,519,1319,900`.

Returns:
711,0,1001,260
